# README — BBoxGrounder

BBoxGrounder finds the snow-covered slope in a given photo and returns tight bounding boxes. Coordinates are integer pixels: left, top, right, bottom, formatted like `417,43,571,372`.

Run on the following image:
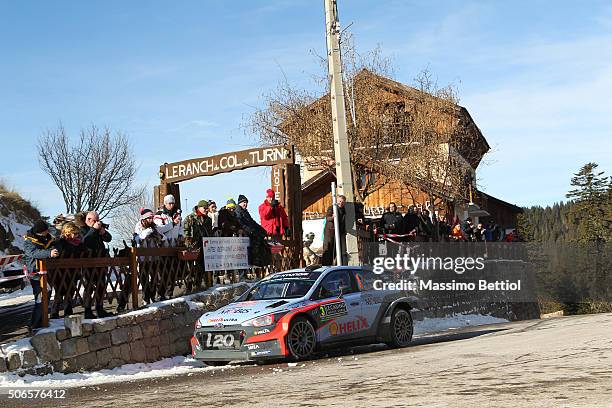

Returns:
0,186,40,270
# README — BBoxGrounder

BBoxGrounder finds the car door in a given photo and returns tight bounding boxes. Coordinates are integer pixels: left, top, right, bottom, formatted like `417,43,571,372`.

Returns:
312,270,368,344
354,270,384,337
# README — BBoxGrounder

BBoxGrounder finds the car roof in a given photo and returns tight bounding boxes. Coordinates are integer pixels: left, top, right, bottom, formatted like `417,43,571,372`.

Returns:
266,265,372,280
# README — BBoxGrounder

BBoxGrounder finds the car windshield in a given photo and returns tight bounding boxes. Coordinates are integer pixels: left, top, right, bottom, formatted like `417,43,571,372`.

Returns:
245,279,316,300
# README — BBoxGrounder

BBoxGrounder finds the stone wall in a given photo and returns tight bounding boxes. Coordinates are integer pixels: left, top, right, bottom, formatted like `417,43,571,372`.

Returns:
0,283,250,376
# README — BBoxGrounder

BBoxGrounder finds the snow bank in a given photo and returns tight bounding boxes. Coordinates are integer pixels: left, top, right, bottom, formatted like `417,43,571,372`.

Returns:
0,356,234,388
0,337,33,353
0,286,32,307
414,314,508,335
302,219,325,251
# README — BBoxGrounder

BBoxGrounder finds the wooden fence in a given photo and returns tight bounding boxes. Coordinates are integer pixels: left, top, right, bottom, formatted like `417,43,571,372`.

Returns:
37,239,302,327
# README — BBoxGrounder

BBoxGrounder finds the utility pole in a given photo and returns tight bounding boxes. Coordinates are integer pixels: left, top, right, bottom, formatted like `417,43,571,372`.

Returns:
324,0,359,265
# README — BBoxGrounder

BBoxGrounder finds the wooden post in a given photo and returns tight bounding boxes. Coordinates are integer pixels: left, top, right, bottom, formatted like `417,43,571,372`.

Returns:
130,247,139,310
285,164,303,269
38,260,49,328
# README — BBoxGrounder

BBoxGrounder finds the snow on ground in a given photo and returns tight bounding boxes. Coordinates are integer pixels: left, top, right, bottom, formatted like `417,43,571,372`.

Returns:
413,314,508,336
0,286,32,307
0,313,508,387
302,219,325,251
0,337,33,353
0,356,235,388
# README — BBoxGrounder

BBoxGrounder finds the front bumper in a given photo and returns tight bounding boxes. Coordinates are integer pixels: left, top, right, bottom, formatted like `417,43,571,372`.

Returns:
191,325,286,361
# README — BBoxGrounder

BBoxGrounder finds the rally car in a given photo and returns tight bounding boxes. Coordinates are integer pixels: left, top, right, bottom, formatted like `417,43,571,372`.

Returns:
191,265,416,364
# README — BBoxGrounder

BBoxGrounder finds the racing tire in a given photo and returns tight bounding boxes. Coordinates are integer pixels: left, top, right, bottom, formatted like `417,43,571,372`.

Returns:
286,316,317,360
206,361,230,367
385,308,413,348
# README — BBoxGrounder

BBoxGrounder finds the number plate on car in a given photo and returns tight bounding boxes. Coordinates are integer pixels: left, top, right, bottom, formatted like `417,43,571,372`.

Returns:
199,331,243,350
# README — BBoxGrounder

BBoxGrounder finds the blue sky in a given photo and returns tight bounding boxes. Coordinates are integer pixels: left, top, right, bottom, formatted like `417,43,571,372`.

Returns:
1,0,611,219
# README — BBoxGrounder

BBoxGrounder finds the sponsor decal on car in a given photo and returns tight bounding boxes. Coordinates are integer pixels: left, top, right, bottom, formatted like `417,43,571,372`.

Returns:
220,308,251,314
253,328,271,335
291,300,311,309
207,317,238,323
319,301,348,321
246,343,260,350
268,271,320,280
328,315,368,336
250,349,272,356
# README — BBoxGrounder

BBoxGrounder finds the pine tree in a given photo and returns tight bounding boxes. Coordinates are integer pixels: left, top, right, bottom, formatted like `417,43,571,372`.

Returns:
566,163,611,243
516,212,534,241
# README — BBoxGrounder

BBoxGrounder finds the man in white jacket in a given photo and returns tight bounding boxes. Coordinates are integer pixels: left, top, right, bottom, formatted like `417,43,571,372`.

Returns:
154,194,183,244
133,208,167,304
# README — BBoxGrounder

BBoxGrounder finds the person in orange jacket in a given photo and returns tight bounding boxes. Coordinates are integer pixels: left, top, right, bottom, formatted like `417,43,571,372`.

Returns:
258,188,290,238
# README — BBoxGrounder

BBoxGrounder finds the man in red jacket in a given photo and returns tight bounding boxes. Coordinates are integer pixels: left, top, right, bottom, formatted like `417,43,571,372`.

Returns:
258,188,290,238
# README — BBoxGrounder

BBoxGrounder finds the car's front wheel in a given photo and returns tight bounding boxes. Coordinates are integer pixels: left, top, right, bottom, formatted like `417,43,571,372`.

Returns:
286,316,316,360
386,308,413,348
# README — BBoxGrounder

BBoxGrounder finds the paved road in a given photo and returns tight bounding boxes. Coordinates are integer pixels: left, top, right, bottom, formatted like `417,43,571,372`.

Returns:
5,313,612,408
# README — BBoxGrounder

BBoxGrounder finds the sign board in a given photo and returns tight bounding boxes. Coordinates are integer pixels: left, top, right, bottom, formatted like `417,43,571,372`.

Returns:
161,145,294,183
203,237,250,272
270,165,286,206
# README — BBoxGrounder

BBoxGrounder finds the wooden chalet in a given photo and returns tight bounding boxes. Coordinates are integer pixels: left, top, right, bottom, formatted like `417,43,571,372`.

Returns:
296,71,522,231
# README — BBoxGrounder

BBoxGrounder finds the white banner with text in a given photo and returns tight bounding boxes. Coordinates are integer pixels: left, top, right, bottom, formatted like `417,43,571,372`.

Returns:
203,237,250,271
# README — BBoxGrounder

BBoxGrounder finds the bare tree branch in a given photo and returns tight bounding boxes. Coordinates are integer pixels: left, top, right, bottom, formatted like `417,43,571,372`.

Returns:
37,124,144,219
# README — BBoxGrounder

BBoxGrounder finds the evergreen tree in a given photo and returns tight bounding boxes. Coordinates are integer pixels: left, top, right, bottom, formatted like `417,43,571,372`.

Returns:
516,212,534,241
566,163,611,243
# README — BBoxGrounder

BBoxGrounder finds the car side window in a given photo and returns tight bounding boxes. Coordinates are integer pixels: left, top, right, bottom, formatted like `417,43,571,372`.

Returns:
314,270,356,299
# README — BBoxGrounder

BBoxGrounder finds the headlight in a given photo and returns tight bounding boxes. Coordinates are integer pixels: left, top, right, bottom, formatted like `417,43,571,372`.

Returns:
244,314,275,327
195,319,202,329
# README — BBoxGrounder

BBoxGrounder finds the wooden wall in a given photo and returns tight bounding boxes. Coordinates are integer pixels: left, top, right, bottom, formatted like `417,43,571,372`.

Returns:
302,180,450,219
475,193,521,229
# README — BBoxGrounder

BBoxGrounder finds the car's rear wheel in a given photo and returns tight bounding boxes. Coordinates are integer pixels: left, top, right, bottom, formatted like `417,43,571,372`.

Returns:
386,308,413,348
286,316,316,360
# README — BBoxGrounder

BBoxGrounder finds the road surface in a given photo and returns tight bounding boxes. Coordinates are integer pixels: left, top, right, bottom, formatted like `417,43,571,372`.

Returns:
4,313,612,408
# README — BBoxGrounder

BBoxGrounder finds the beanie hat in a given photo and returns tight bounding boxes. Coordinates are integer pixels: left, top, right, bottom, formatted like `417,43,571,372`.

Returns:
163,194,175,205
197,199,208,208
237,195,248,204
226,198,236,208
266,188,275,198
140,208,154,220
32,220,49,234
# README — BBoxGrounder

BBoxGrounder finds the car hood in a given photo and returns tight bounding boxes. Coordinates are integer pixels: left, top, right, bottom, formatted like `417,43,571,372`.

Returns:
198,298,308,327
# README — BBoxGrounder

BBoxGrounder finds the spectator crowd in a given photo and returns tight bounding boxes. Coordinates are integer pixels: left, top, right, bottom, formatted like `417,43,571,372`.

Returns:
22,191,521,333
379,201,517,242
22,188,292,333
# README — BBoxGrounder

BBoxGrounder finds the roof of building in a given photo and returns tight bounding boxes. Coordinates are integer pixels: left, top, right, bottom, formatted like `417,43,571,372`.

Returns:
475,190,523,213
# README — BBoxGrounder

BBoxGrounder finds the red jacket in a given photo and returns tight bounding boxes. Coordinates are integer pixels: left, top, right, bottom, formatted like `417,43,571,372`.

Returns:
258,200,289,236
